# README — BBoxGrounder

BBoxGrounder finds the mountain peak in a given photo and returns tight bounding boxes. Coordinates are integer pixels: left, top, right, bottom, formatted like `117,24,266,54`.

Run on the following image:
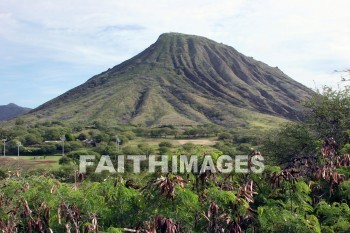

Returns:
155,32,215,48
0,103,31,121
29,33,314,127
157,32,205,40
158,32,185,37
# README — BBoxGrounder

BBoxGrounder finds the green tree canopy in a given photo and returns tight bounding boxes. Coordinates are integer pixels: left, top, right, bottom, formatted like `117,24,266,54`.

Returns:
262,123,318,164
304,86,350,145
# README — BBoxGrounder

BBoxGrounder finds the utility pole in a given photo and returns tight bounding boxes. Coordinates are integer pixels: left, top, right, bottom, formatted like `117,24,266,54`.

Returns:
16,141,22,158
60,135,66,156
2,139,7,157
115,135,121,161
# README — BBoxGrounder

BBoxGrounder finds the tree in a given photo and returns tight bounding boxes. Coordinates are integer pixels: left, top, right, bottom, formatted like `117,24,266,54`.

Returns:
61,141,83,153
65,133,75,141
95,142,115,155
150,129,161,138
262,123,317,164
77,133,87,141
123,131,136,140
24,134,43,146
214,142,237,156
138,143,154,156
159,146,171,155
159,141,173,148
43,127,69,140
218,132,232,141
183,128,201,138
40,144,57,155
182,143,196,154
316,201,350,232
58,156,72,165
66,149,100,165
304,86,350,145
92,133,109,143
122,145,141,155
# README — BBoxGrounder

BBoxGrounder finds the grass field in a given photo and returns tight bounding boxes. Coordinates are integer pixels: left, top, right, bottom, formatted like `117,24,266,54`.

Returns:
0,137,219,171
0,156,61,171
176,139,218,145
127,137,218,146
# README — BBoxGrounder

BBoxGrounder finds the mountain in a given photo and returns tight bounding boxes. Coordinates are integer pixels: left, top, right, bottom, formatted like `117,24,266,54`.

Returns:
0,103,31,121
24,33,314,127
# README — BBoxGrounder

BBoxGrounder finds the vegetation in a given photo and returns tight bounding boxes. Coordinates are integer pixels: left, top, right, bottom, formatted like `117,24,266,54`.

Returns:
304,86,350,144
262,86,350,165
1,137,350,232
1,86,350,232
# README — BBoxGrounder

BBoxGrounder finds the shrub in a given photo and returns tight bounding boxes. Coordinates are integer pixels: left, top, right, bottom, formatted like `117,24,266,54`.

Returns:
0,169,7,179
77,133,87,141
262,123,317,164
122,145,141,155
159,141,173,148
218,132,232,141
159,146,171,155
59,156,72,165
66,149,100,165
137,143,154,156
182,143,196,154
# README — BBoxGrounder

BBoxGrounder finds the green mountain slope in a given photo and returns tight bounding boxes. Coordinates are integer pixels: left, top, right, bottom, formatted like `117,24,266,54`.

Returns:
24,33,314,127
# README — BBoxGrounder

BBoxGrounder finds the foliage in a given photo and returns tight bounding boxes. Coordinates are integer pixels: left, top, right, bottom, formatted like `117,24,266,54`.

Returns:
24,134,43,146
0,169,7,179
0,136,350,232
77,132,87,141
2,86,350,232
138,143,155,156
122,145,141,155
40,143,58,154
159,146,171,155
182,143,196,154
340,143,350,154
215,141,237,156
258,205,321,233
66,149,100,165
159,141,173,148
338,180,350,201
65,133,75,141
43,126,70,141
262,123,318,164
218,132,232,141
304,86,350,145
316,201,350,232
58,156,72,165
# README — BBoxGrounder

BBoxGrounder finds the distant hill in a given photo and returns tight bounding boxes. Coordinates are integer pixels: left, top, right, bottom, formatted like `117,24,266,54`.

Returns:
0,103,31,121
23,33,314,127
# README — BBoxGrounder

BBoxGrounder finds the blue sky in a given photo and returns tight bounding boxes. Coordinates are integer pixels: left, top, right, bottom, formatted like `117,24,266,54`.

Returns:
1,0,350,108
